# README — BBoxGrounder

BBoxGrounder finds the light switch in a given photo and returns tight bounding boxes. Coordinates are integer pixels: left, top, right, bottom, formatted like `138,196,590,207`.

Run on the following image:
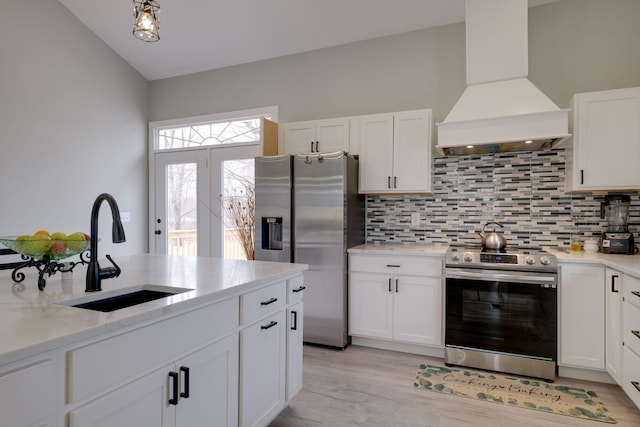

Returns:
120,212,131,223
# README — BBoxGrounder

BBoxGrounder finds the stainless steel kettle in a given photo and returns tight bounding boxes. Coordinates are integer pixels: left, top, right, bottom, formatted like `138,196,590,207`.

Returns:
477,221,507,250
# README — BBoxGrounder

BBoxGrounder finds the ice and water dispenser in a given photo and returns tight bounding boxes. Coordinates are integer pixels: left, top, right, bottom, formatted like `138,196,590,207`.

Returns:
261,217,283,250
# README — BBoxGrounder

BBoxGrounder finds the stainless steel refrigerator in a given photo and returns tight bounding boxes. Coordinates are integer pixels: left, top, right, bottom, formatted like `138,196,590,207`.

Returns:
254,151,364,348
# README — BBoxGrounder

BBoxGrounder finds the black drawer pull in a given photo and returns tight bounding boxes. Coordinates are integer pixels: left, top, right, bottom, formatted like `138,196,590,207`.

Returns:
632,330,640,340
612,275,619,293
632,291,640,299
292,285,306,293
386,264,401,268
180,366,190,399
291,311,298,330
633,381,640,393
388,278,392,292
395,278,399,293
168,371,179,405
261,320,278,330
261,297,278,306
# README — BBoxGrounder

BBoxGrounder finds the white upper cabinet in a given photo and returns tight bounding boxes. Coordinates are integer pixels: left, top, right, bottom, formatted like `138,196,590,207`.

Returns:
358,109,432,194
281,118,350,154
566,87,640,191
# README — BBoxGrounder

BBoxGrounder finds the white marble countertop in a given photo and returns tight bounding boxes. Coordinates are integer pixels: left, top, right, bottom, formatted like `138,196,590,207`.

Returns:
348,243,640,277
0,254,307,367
348,242,448,256
548,248,640,277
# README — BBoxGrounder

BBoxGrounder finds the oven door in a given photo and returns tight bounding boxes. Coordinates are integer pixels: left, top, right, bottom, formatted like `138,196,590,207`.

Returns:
445,268,557,360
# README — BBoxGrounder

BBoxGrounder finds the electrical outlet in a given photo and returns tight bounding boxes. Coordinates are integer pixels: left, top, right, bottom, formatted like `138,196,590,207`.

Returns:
120,212,131,223
411,212,420,227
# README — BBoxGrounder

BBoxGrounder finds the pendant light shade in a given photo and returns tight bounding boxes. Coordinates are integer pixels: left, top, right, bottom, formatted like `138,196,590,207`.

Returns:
133,0,160,42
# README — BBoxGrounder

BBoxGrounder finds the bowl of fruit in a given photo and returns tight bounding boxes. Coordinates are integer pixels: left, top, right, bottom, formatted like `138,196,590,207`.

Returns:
0,230,90,261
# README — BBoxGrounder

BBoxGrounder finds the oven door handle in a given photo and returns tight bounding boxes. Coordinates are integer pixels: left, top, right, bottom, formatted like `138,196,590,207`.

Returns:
446,269,557,285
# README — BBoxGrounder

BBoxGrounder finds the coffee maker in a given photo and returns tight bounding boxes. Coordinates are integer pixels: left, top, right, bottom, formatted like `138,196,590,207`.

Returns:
601,194,635,254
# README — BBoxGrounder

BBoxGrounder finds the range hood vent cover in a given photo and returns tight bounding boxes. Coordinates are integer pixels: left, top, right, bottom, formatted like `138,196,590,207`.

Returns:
436,0,570,156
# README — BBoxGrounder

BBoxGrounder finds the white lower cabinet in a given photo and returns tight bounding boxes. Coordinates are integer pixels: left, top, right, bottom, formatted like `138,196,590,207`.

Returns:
240,311,287,427
69,333,239,427
623,275,640,408
0,351,57,427
349,254,443,347
559,264,605,369
605,269,623,384
69,362,173,427
287,301,304,400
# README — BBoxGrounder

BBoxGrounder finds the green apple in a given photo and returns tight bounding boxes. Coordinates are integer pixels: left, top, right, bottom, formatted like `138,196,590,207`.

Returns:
22,234,52,256
50,232,67,241
67,232,88,252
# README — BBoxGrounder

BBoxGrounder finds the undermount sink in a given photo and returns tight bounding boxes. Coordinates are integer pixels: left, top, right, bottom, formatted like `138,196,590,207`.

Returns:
59,285,192,312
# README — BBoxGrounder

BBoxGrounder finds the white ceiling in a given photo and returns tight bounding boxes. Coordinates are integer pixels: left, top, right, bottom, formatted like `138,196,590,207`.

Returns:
56,0,558,81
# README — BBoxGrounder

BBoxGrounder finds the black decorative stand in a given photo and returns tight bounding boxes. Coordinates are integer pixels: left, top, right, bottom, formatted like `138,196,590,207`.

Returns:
11,251,91,290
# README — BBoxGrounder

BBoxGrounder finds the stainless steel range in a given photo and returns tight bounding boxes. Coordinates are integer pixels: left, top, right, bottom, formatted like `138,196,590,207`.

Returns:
444,245,558,381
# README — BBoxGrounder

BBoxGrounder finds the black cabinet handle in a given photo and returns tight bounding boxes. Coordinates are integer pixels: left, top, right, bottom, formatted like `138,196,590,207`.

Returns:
580,169,584,184
632,330,640,340
261,320,278,330
633,381,640,393
388,278,392,292
394,176,397,189
386,264,400,268
292,285,306,293
291,311,298,330
632,291,640,299
611,275,619,293
168,371,179,405
395,278,399,293
387,176,391,189
261,297,278,306
180,366,190,399
310,141,314,152
315,141,319,152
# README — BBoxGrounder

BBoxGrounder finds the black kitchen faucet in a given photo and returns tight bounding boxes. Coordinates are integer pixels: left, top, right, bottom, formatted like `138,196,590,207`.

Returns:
85,193,126,292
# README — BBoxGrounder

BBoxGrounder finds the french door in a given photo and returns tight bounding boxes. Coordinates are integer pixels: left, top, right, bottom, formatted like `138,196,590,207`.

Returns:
153,145,258,258
154,150,211,257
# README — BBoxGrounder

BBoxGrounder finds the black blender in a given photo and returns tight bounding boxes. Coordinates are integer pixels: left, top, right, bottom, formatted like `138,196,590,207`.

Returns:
601,194,635,254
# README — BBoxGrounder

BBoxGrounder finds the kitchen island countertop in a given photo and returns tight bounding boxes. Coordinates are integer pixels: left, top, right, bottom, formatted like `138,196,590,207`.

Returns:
0,254,307,367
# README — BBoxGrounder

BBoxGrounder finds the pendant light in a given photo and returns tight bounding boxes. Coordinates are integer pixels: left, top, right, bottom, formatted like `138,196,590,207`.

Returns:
133,0,161,42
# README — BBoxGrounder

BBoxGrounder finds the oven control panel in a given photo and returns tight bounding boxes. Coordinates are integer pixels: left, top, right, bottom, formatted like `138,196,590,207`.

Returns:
446,246,557,271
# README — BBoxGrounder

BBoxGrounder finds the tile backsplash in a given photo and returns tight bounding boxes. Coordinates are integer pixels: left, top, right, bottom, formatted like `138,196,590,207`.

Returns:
365,148,640,250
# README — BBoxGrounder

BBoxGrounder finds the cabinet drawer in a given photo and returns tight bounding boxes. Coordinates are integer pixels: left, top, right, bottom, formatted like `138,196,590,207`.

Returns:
624,275,640,309
622,346,640,409
287,275,305,304
241,281,286,325
349,254,442,276
68,296,238,403
624,300,640,356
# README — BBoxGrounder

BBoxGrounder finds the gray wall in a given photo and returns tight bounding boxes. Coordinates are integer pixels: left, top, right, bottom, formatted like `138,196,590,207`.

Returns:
0,0,149,256
150,0,640,131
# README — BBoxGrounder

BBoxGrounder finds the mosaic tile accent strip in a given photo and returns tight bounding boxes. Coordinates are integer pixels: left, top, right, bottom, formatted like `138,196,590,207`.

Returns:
365,148,640,250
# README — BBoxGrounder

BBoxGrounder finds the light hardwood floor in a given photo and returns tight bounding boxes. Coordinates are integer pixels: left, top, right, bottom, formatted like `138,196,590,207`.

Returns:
270,345,640,427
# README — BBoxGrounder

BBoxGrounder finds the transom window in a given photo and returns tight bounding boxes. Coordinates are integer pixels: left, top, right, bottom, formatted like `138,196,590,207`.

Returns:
157,117,262,150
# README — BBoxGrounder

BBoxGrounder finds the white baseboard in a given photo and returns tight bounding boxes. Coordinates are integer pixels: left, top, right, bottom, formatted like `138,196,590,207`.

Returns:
351,337,445,359
558,365,616,384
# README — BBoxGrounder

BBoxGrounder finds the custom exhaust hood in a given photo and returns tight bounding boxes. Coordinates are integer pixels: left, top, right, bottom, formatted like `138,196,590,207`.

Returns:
436,0,570,156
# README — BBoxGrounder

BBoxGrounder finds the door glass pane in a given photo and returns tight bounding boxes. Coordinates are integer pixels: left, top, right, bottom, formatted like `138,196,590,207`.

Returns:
222,159,255,260
167,162,198,256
